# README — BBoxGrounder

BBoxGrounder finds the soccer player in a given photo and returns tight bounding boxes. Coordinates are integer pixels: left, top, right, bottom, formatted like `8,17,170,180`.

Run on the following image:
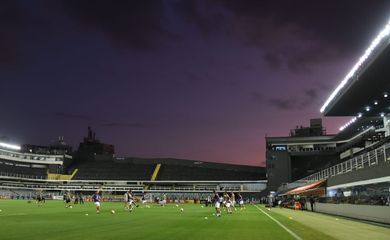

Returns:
79,193,84,204
160,193,167,207
92,190,101,214
219,194,225,212
237,192,245,210
230,192,236,211
224,192,232,214
64,191,72,208
74,193,79,205
206,195,211,207
213,190,221,217
125,190,136,212
141,194,147,204
124,191,129,210
36,190,44,207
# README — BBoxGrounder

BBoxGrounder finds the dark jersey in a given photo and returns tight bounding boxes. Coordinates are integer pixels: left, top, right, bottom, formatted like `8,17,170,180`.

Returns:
37,193,43,201
238,194,243,201
213,193,220,203
64,194,71,203
92,193,101,203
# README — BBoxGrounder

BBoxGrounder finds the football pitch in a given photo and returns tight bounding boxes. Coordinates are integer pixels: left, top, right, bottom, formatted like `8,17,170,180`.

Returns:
0,200,389,240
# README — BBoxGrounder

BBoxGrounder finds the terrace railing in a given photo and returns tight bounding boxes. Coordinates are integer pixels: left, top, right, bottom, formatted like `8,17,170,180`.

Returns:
300,143,389,183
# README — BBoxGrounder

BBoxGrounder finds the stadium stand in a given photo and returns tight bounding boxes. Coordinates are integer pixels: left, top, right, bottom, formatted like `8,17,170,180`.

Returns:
64,128,266,181
0,127,266,201
70,160,155,180
68,159,263,181
157,164,261,181
0,160,47,179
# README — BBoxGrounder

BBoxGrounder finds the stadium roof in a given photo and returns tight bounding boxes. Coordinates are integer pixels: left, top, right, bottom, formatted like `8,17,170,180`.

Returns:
321,19,390,117
334,116,383,139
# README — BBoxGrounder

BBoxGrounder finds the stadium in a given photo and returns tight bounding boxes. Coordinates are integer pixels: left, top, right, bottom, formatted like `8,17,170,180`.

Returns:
1,4,390,240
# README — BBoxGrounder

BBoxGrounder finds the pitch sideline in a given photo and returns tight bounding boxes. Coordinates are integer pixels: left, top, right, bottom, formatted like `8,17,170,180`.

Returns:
254,205,303,240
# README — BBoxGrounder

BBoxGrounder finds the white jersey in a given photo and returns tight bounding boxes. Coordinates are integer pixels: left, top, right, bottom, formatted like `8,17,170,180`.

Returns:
125,193,134,203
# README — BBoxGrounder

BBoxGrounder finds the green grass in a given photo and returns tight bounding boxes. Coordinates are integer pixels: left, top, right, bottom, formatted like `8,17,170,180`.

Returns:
0,200,388,240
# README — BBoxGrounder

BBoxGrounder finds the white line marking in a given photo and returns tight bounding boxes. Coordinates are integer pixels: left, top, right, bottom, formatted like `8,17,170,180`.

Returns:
0,213,27,217
254,205,302,240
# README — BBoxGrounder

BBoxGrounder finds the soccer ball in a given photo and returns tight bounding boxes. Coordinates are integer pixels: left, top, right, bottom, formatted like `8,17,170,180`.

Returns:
85,213,89,216
111,210,116,214
180,208,184,212
69,206,73,209
204,217,208,219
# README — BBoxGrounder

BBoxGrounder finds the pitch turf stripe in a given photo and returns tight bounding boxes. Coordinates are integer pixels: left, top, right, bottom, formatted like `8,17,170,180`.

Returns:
254,205,303,240
0,213,27,217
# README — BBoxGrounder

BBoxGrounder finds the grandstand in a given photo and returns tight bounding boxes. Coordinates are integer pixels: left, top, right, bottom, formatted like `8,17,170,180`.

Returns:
0,160,47,179
69,160,155,180
267,19,390,224
0,127,266,200
69,157,263,181
0,142,71,179
63,127,265,182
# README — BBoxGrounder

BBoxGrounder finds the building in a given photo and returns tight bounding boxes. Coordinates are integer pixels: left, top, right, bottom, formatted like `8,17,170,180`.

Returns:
266,119,339,191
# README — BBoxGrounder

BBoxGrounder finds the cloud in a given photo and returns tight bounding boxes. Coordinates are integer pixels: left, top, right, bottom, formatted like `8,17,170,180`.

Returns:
172,0,230,36
0,37,19,67
263,53,282,69
173,0,390,73
0,1,31,68
267,87,321,110
218,0,390,52
251,92,263,102
51,112,93,121
0,1,68,68
304,88,318,99
268,98,300,110
239,63,257,72
0,0,176,67
50,111,146,128
102,122,147,128
2,0,390,72
181,71,238,87
62,0,172,51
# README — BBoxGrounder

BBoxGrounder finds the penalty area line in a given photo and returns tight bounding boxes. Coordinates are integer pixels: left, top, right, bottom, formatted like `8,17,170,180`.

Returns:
254,205,303,240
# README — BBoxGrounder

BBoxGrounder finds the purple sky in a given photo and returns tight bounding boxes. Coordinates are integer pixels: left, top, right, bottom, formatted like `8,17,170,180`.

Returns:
1,1,390,166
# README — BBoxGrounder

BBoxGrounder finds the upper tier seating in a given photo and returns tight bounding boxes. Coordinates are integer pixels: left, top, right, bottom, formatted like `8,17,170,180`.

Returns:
157,164,261,181
69,159,263,181
0,159,47,179
71,161,155,180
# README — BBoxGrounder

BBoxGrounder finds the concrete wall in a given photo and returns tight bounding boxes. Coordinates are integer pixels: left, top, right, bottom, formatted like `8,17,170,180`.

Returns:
307,202,390,224
266,150,291,191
